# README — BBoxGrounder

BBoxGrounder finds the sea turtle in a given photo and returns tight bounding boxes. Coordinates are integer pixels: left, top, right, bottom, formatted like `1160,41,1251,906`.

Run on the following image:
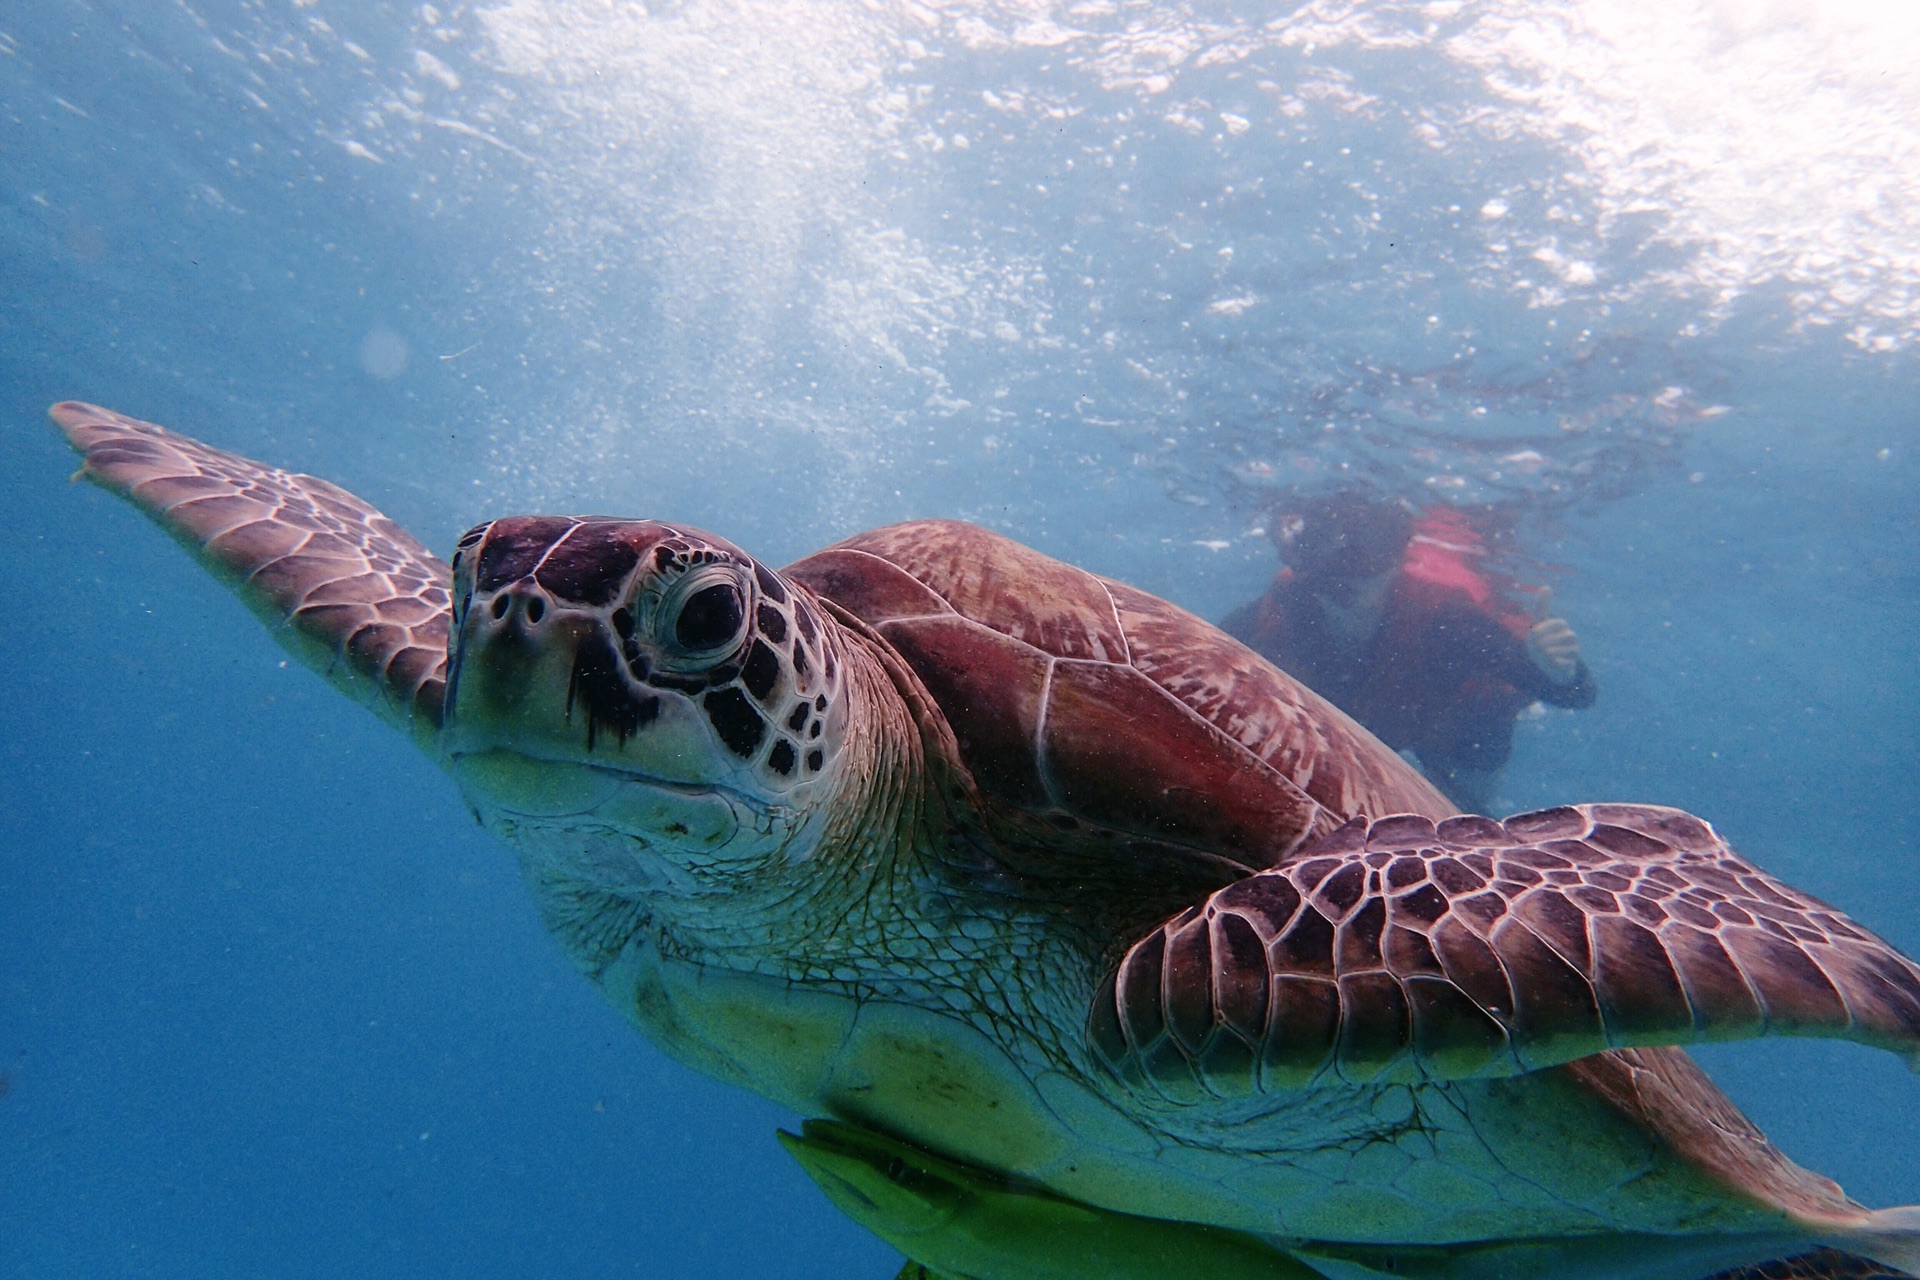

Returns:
48,401,1920,1280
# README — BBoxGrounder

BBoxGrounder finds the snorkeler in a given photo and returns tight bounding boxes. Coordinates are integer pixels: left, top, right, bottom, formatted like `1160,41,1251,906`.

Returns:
1222,491,1595,814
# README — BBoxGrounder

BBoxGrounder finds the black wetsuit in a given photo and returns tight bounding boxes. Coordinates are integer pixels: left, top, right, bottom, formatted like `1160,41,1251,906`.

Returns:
1222,572,1595,812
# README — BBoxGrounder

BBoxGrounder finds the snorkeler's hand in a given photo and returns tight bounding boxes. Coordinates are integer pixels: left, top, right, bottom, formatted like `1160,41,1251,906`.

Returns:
1527,616,1582,684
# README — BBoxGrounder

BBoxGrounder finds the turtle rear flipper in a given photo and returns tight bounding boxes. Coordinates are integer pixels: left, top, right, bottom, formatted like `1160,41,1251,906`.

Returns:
1710,1246,1917,1279
780,1120,1315,1280
1091,803,1920,1096
50,402,450,752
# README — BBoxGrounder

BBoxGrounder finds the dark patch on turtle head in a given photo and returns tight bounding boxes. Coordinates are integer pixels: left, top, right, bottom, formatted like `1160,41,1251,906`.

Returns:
567,630,661,750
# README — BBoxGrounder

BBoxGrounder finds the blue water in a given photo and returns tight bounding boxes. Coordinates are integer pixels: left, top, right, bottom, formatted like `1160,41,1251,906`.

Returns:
2,2,1915,1276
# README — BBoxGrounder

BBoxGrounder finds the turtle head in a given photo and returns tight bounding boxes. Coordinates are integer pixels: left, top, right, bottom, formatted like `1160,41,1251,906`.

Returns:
442,516,850,892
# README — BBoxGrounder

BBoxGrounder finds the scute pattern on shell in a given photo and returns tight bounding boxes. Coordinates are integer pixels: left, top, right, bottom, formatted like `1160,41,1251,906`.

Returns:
51,401,450,728
1091,803,1920,1102
786,520,1454,871
1100,577,1419,824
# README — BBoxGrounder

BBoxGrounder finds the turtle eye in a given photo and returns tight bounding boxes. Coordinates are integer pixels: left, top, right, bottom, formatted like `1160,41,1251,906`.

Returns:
671,580,746,654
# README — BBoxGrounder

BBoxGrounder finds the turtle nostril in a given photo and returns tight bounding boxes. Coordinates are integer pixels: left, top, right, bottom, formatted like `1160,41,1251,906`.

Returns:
526,596,546,624
490,595,510,620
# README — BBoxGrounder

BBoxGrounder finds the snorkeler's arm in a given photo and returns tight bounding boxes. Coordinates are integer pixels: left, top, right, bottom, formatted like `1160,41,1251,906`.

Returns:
1526,614,1596,708
1431,603,1596,709
1535,654,1596,708
1523,589,1595,707
1526,616,1581,681
1526,618,1597,707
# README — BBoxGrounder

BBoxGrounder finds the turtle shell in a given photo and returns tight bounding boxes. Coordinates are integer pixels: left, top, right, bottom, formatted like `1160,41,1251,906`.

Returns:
784,519,1453,872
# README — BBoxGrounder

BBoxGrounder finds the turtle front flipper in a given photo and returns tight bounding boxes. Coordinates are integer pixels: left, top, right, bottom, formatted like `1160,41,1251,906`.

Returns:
50,402,450,752
1090,803,1920,1097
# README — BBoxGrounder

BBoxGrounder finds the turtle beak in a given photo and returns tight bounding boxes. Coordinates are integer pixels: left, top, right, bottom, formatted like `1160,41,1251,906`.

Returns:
445,578,720,782
450,576,595,730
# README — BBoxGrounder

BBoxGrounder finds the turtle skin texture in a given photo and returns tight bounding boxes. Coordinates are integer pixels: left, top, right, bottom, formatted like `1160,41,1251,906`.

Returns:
47,402,1920,1280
